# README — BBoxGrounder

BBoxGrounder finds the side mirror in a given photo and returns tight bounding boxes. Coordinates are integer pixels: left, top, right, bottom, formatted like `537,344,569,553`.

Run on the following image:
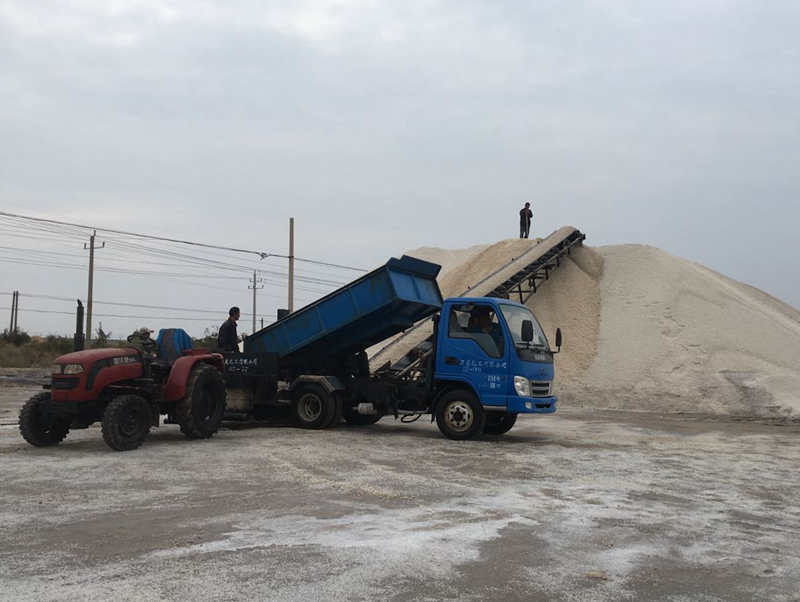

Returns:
521,320,534,343
554,328,562,352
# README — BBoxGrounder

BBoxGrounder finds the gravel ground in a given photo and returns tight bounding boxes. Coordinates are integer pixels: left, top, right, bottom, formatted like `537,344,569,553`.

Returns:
1,382,799,601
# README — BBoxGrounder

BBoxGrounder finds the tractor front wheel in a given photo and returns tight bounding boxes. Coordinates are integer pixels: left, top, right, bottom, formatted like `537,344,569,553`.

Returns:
102,394,152,451
19,392,70,447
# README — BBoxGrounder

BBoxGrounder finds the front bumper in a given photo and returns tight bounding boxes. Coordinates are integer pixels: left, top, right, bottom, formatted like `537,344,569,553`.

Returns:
505,395,557,414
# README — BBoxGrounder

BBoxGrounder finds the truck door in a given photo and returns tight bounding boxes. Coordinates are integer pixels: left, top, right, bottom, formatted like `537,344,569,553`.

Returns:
436,302,508,407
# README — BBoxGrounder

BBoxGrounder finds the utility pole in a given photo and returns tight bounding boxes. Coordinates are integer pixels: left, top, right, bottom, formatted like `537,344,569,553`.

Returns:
249,270,263,333
8,290,15,332
84,230,105,342
9,290,18,333
74,300,85,351
288,217,295,313
13,291,18,333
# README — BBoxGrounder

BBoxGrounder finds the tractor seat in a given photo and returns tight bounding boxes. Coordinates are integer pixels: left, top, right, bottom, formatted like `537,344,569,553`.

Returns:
154,328,194,367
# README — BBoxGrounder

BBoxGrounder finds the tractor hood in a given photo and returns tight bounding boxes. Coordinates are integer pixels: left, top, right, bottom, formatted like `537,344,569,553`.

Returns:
55,347,140,365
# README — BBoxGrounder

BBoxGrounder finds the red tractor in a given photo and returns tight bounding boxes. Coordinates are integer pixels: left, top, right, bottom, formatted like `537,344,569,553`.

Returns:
19,329,227,451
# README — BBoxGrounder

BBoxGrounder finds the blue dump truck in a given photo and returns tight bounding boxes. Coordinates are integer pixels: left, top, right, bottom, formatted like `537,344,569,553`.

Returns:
224,255,562,439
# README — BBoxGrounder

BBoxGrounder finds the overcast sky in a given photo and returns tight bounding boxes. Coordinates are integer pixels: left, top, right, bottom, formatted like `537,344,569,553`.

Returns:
1,0,798,337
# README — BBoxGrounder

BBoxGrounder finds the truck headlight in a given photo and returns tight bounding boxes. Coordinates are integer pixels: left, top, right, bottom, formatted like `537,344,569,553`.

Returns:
62,363,84,375
513,375,531,397
52,364,63,375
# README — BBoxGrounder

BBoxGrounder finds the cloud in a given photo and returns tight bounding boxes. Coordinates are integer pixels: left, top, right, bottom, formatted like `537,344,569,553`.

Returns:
1,0,799,337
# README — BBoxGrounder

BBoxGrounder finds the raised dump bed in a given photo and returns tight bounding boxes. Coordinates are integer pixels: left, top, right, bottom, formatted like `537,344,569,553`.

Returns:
244,255,444,362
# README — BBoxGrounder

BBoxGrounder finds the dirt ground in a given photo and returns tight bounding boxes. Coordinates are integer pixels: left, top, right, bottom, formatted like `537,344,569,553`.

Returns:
1,381,799,601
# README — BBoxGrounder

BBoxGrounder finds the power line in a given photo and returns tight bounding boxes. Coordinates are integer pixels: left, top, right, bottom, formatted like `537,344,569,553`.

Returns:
6,306,276,324
0,210,267,258
294,256,367,272
0,256,336,294
19,293,224,315
8,291,317,319
0,210,367,270
0,239,348,286
12,289,316,307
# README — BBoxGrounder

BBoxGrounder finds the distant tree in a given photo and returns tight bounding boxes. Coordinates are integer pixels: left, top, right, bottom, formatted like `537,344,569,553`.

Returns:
192,326,218,349
92,323,111,348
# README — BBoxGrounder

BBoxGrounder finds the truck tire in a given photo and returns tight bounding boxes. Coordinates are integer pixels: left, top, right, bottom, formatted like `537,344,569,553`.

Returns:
176,363,227,439
102,394,151,451
19,392,70,447
484,412,518,435
292,384,335,429
325,392,344,428
435,389,485,440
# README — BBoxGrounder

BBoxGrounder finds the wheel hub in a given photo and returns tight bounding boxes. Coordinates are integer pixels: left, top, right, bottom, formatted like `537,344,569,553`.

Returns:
120,407,142,437
298,394,322,422
444,400,473,432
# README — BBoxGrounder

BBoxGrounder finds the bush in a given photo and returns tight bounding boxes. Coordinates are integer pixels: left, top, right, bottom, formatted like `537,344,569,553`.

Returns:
1,328,31,346
192,327,219,350
0,332,77,367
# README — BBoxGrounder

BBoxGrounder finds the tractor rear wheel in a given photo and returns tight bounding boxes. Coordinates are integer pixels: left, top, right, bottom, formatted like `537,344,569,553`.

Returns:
292,384,336,429
176,363,227,439
19,392,70,447
483,412,518,435
102,394,151,451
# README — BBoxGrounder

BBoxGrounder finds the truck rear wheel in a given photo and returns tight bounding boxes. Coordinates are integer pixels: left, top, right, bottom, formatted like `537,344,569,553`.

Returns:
176,363,227,439
484,412,518,435
19,392,70,447
102,394,151,451
435,389,485,440
292,385,336,429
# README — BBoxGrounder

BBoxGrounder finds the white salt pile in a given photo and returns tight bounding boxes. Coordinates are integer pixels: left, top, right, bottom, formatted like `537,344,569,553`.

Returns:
380,233,800,418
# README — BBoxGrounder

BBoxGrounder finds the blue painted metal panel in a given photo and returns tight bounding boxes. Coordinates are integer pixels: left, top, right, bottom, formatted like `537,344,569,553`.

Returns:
416,277,442,306
435,297,558,414
389,271,417,301
244,255,443,360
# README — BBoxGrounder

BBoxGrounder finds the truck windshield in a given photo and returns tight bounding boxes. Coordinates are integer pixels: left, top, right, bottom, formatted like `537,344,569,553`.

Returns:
499,304,548,349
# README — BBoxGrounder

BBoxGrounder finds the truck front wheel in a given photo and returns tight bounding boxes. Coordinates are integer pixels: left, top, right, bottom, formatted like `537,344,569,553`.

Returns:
435,389,485,440
484,412,518,435
19,392,70,447
102,394,151,451
292,385,335,429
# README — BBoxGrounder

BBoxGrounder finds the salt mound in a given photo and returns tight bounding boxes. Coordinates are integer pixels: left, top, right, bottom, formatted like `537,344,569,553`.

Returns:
383,237,800,418
562,245,800,417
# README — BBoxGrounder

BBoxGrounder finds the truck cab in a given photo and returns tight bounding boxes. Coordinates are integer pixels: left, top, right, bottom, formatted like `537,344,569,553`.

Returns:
431,297,560,438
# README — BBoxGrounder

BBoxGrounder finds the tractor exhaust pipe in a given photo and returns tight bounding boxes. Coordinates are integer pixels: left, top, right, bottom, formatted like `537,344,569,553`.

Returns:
74,300,85,351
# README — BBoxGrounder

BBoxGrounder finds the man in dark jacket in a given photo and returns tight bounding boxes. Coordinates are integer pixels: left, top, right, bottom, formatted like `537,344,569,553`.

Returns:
519,202,533,239
217,306,241,353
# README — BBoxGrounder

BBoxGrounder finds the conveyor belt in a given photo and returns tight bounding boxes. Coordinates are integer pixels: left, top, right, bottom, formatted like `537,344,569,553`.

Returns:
369,227,585,368
485,229,585,301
